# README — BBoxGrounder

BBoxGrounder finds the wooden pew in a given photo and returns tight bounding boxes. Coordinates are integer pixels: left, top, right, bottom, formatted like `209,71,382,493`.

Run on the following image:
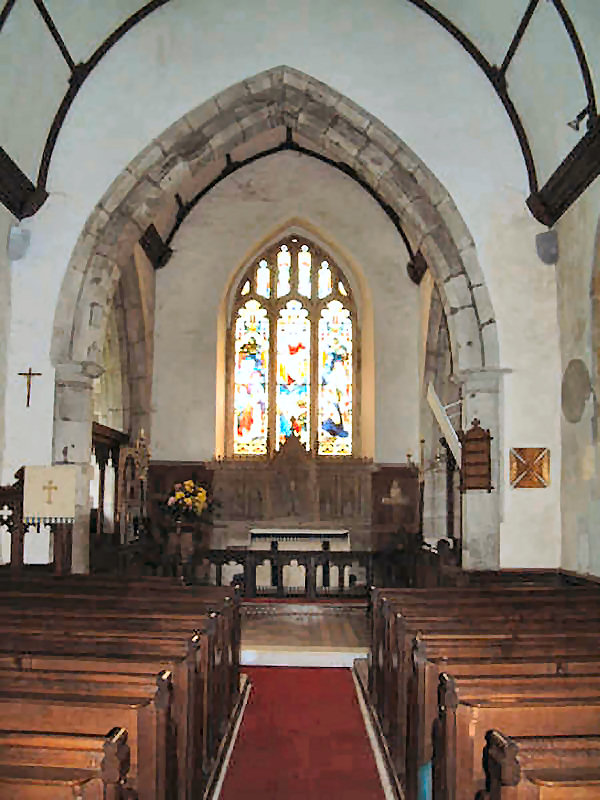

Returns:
0,605,233,736
371,589,600,743
406,635,600,800
0,628,210,799
0,672,171,799
388,624,599,785
0,579,240,760
434,671,600,800
0,603,233,766
0,576,241,798
0,582,240,725
370,585,600,719
0,727,130,800
484,729,600,799
369,586,600,795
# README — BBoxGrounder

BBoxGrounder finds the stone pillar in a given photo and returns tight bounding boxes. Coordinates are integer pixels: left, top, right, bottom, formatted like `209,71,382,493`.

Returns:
53,361,100,574
453,368,503,570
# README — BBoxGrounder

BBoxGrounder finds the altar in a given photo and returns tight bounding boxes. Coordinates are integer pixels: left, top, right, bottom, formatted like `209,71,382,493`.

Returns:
249,528,350,551
147,436,422,577
249,527,352,591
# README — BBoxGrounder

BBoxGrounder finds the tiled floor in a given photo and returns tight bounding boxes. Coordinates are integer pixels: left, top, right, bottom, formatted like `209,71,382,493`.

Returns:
240,602,370,666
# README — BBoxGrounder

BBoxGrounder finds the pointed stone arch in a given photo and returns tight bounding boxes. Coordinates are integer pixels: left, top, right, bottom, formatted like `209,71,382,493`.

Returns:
52,66,498,377
51,65,501,570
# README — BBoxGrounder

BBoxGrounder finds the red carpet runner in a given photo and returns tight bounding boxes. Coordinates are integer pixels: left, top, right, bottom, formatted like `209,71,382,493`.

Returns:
220,667,384,800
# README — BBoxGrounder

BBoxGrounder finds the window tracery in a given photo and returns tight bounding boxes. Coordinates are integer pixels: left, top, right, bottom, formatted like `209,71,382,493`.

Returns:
228,237,357,457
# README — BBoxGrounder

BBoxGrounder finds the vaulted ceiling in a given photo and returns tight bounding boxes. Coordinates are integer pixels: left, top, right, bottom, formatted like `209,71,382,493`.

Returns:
1,0,598,225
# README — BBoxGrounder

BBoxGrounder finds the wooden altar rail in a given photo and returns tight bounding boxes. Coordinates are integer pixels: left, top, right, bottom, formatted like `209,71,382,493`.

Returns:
1,522,72,575
215,549,375,599
116,542,414,598
111,536,479,596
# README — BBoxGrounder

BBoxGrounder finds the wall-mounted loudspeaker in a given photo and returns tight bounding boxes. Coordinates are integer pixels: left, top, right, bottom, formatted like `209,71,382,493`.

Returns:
535,230,558,265
7,225,31,261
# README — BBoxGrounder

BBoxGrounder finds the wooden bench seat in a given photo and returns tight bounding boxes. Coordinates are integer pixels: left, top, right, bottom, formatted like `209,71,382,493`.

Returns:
368,586,600,800
0,680,169,799
435,671,600,800
0,589,240,723
484,730,600,800
0,765,110,799
0,603,238,737
0,609,232,767
382,623,600,783
0,629,217,797
0,727,130,800
406,636,600,800
0,576,242,800
370,586,600,716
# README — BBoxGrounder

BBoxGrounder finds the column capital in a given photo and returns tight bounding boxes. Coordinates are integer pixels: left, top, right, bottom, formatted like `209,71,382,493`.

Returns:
54,360,100,387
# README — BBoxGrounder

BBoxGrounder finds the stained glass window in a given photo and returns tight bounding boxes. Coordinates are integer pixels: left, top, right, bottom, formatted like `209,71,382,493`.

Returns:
256,260,270,298
298,246,311,297
318,261,332,298
276,301,310,449
318,301,352,455
277,246,291,297
230,237,356,456
233,300,269,454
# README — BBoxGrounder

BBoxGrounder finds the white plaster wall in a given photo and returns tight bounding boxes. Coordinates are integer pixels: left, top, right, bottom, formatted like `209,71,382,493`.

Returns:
0,210,12,480
151,151,418,463
478,188,562,569
0,0,572,569
555,181,600,576
3,0,523,486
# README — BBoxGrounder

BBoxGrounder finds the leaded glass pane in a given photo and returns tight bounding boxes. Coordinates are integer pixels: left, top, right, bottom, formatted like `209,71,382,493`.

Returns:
276,246,291,297
233,300,269,455
338,281,347,296
318,261,332,298
241,280,250,296
256,260,270,298
298,245,311,297
318,300,352,455
276,300,310,449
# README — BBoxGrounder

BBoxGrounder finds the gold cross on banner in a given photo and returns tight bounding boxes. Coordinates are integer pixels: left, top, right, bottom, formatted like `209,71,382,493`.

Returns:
43,480,58,504
18,367,42,407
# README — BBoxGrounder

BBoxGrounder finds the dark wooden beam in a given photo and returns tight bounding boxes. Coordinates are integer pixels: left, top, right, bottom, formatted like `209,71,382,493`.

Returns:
37,0,172,190
0,0,17,33
0,147,48,219
139,224,172,270
406,0,538,194
164,130,415,260
527,120,600,226
92,421,129,447
550,0,597,122
407,251,428,285
498,0,540,79
31,0,75,71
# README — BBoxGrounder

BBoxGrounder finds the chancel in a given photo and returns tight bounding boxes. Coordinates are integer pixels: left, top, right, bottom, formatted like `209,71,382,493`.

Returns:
1,1,600,798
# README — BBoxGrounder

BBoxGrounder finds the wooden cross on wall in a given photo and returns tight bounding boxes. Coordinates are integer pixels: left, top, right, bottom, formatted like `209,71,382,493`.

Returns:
18,367,41,407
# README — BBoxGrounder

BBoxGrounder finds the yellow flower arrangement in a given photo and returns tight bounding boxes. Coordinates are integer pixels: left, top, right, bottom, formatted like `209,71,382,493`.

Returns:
165,479,213,521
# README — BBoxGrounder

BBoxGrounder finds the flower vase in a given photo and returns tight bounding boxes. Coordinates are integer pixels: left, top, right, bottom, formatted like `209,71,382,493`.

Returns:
177,518,196,563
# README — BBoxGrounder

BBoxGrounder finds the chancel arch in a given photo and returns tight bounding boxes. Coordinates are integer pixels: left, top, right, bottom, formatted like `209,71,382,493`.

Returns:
50,67,500,570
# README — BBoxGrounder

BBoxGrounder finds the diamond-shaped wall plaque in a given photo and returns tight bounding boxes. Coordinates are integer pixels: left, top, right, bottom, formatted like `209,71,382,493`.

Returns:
509,448,550,488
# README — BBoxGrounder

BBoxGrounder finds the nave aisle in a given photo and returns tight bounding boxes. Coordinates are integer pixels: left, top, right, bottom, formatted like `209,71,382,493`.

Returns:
217,667,388,800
